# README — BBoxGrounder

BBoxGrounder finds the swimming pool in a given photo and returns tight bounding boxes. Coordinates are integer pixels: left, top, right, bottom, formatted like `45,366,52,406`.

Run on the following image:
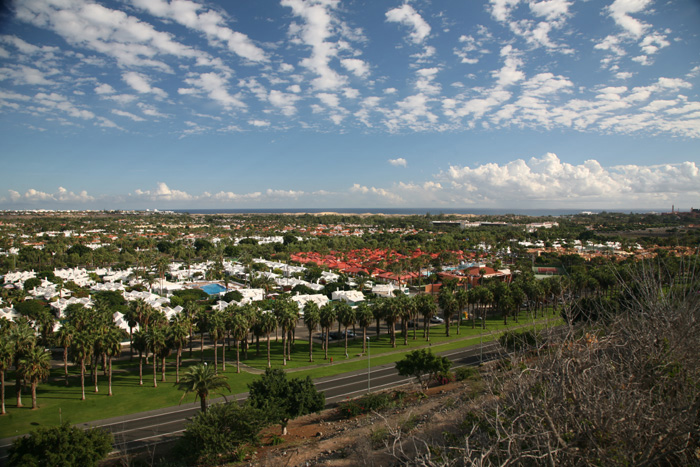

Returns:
201,283,227,295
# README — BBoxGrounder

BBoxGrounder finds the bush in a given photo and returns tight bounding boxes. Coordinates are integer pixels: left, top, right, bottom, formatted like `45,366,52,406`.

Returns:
8,422,112,467
454,366,479,381
337,392,395,419
177,402,269,465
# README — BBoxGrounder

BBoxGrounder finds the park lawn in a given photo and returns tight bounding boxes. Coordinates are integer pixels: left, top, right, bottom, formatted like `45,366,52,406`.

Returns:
1,310,561,439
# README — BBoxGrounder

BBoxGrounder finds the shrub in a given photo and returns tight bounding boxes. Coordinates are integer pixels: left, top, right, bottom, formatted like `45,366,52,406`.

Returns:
454,366,479,381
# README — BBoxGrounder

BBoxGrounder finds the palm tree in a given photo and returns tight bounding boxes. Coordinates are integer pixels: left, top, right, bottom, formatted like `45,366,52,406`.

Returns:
169,315,189,383
455,289,469,335
132,330,147,386
438,288,458,337
18,345,51,409
71,330,94,400
0,338,14,414
278,302,299,366
336,302,355,358
228,311,249,373
382,297,401,348
415,294,437,341
355,302,373,354
146,326,167,387
176,363,231,413
9,319,36,408
319,302,337,360
258,310,277,368
303,302,321,362
208,310,226,373
104,326,125,396
54,324,74,386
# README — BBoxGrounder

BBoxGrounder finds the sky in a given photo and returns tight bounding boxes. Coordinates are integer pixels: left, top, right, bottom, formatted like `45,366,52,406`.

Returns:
0,0,699,211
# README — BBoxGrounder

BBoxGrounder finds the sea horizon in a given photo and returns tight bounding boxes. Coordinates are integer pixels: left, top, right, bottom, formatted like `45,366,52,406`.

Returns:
172,207,664,216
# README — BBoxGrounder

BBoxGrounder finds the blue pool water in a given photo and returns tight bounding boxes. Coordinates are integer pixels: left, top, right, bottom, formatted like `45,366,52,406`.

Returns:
201,283,227,295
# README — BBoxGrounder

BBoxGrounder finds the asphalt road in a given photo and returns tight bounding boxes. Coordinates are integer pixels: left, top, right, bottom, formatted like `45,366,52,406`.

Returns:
0,339,504,463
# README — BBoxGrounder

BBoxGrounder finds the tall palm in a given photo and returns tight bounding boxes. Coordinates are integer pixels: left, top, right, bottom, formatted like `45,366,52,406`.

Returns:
228,311,249,373
319,302,337,360
9,319,36,408
71,330,94,400
303,302,321,362
455,289,469,335
132,329,147,386
382,297,401,348
176,363,231,413
169,315,189,383
438,288,458,337
208,310,226,373
146,326,167,387
355,302,373,354
54,324,74,386
18,345,51,410
104,326,125,396
279,303,299,366
336,302,355,358
258,310,277,368
415,294,436,341
0,338,14,414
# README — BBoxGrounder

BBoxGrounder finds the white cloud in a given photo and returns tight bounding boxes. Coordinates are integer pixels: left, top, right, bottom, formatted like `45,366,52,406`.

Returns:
6,187,95,204
606,0,652,38
350,183,403,203
131,0,268,63
340,58,369,78
282,0,350,91
134,182,193,201
95,83,116,95
388,157,407,167
248,119,270,127
112,109,146,121
439,153,700,206
385,4,431,45
180,72,246,110
122,71,167,98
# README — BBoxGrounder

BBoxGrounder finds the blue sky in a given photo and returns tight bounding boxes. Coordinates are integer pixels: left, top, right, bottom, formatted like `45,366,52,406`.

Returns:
1,0,699,211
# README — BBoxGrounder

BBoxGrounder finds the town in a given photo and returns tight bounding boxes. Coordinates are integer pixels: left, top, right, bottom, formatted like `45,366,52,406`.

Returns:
1,209,698,465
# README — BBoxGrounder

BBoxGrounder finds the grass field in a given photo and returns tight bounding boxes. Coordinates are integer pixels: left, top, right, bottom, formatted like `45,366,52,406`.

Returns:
1,310,562,439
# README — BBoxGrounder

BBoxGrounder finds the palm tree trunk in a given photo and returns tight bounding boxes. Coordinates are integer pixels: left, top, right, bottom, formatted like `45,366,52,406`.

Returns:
153,357,157,388
266,334,271,368
236,341,241,373
176,349,181,383
63,346,69,386
282,331,287,366
1,370,5,414
31,382,37,409
161,356,166,382
213,339,218,373
362,327,367,353
200,333,204,362
221,340,226,372
80,360,86,400
108,357,113,396
138,352,143,386
308,334,314,362
93,355,99,393
16,373,23,408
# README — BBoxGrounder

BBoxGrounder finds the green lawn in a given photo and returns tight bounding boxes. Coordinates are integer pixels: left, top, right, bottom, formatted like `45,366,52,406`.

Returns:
1,310,561,439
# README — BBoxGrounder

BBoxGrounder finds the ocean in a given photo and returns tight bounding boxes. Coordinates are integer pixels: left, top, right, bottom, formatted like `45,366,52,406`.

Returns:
172,208,651,216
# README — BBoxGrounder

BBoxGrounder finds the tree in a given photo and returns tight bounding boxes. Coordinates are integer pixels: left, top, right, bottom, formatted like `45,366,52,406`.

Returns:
355,302,374,354
71,330,94,400
438,287,458,337
178,402,270,465
247,368,325,436
146,325,167,387
169,314,190,383
319,302,337,360
336,302,355,358
258,310,277,368
104,326,125,396
54,324,73,386
10,320,37,408
208,310,226,373
18,344,51,409
395,349,452,391
176,363,231,413
8,422,112,467
415,293,437,341
228,311,249,373
303,302,321,362
132,329,147,386
0,336,13,415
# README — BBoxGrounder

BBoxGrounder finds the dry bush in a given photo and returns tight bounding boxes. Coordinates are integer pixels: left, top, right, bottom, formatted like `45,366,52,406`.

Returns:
389,255,700,466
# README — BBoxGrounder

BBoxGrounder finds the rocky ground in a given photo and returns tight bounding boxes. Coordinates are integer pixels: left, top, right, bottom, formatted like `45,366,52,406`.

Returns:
245,380,473,467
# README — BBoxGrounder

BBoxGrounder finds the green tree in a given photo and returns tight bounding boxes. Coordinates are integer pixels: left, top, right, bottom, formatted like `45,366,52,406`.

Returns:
303,302,321,362
169,314,189,383
8,422,112,467
336,302,355,358
319,302,337,360
71,330,94,400
355,301,374,354
176,363,231,413
54,324,73,386
395,348,452,391
18,344,51,409
9,319,36,408
104,326,125,396
247,368,325,435
132,329,147,386
258,310,277,368
178,402,270,465
228,311,249,373
146,325,167,387
415,293,437,341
